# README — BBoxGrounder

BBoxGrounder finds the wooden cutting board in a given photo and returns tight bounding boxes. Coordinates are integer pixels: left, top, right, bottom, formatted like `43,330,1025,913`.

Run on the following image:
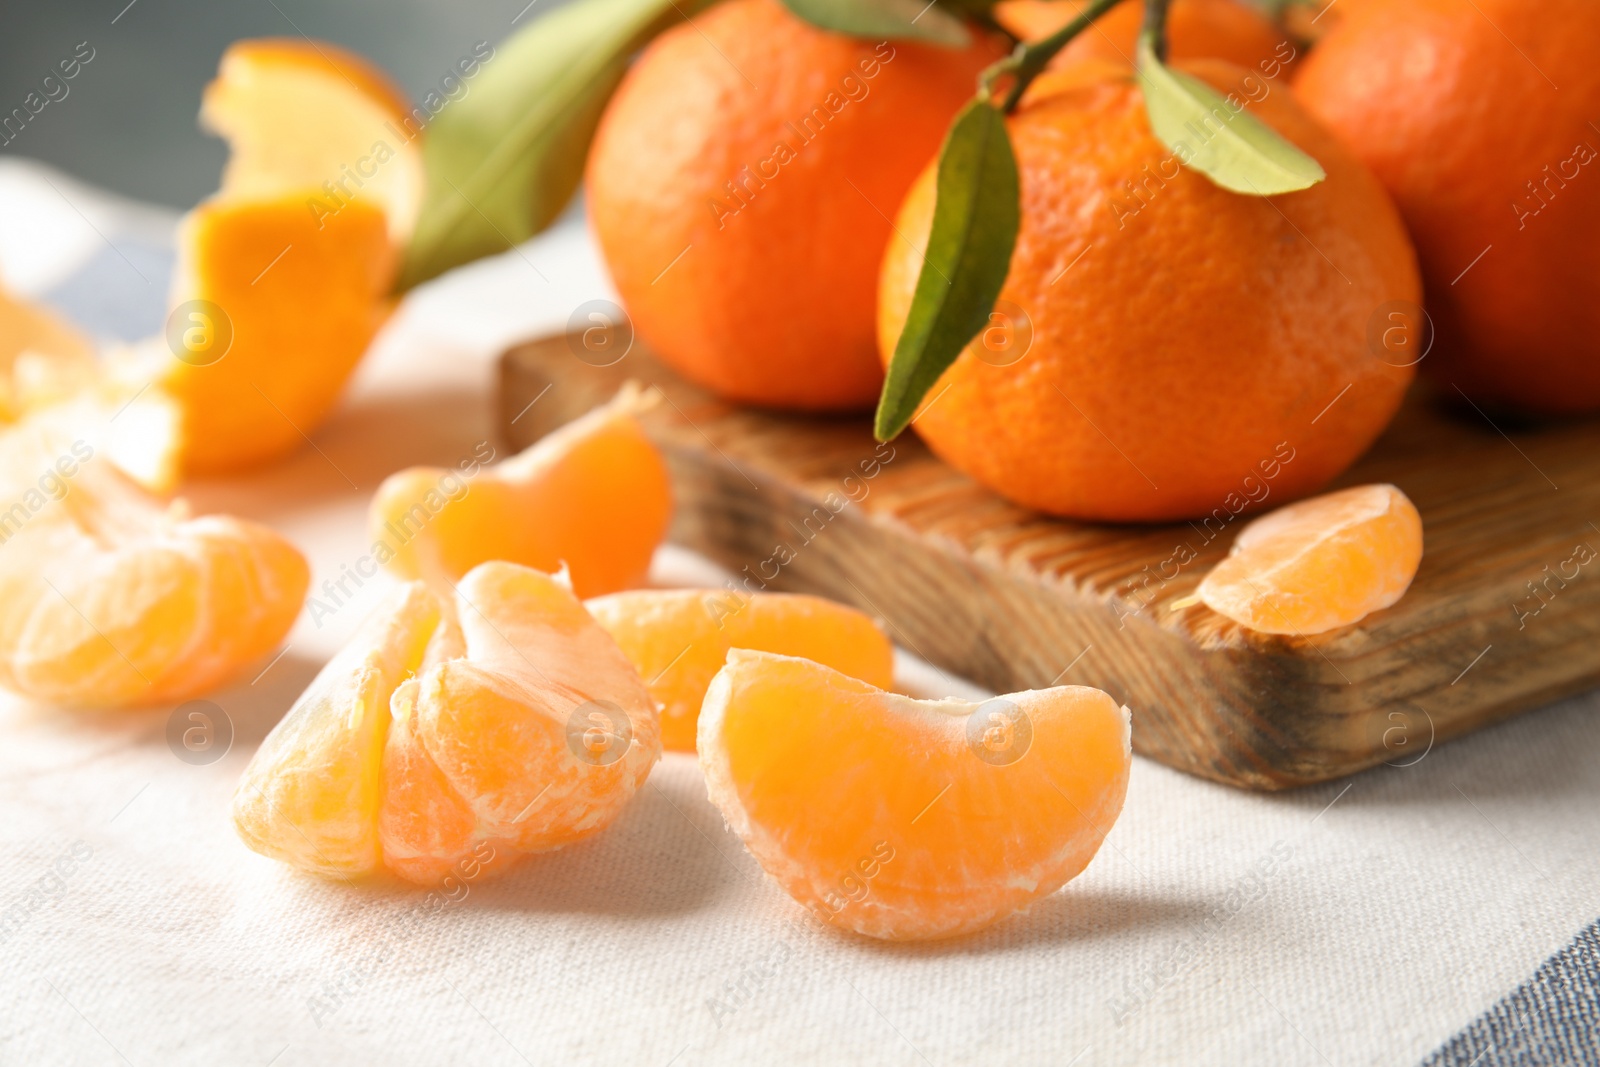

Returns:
500,332,1600,791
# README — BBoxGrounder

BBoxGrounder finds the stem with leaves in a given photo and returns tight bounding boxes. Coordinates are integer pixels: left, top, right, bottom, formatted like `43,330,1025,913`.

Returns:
874,0,1327,441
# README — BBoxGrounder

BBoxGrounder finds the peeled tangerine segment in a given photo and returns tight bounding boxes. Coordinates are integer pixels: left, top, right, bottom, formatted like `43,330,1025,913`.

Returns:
0,421,307,708
232,562,661,886
1198,483,1423,635
369,392,670,597
0,280,96,421
587,589,894,752
0,280,181,492
699,650,1132,941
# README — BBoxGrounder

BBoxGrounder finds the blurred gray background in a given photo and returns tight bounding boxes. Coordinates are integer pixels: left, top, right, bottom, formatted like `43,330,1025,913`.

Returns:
0,0,572,208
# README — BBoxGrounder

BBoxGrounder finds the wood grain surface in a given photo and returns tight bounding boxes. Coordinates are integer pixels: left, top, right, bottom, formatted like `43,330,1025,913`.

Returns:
500,332,1600,791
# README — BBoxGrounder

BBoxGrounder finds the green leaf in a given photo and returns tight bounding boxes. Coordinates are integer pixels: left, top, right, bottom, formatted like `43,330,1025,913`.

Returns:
397,0,702,291
875,99,1019,441
779,0,972,47
1135,34,1324,196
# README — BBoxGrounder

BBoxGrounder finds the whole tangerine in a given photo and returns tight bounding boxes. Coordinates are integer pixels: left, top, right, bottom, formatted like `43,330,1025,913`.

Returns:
878,61,1420,522
1293,0,1600,414
586,0,1003,411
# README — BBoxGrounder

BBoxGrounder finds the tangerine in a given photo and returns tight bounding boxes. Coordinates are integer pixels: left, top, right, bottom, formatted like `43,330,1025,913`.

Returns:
586,0,1004,411
878,60,1419,521
1293,0,1600,413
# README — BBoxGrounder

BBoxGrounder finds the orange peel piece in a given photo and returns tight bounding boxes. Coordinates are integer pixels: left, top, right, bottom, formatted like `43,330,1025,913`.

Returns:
125,36,419,476
369,393,671,597
148,193,394,473
233,562,661,885
1197,483,1424,635
586,588,894,752
699,650,1132,941
201,37,424,243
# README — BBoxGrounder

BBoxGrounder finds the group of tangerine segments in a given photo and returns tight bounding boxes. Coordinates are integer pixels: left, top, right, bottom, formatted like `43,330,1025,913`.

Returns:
232,381,1423,941
0,25,1429,942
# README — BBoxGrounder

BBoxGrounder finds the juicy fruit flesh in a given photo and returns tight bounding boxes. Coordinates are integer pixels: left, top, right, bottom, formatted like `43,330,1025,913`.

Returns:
0,286,181,493
699,650,1132,941
1197,483,1423,635
0,283,96,422
586,589,895,752
232,562,661,885
369,393,671,597
0,421,308,708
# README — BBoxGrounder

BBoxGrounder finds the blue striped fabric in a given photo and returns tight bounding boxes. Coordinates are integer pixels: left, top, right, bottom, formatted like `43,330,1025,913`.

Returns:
1423,918,1600,1066
40,234,172,342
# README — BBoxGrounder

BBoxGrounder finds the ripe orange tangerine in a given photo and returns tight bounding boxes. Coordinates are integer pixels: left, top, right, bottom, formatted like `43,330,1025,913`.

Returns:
233,562,660,885
0,420,307,708
586,589,894,752
368,392,671,597
700,650,1131,940
877,59,1418,522
1196,483,1422,634
586,0,1004,411
1293,0,1600,413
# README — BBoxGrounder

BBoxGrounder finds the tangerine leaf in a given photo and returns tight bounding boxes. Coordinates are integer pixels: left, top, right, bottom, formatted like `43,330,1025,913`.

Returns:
1135,34,1325,196
875,99,1019,441
397,0,704,291
779,0,972,47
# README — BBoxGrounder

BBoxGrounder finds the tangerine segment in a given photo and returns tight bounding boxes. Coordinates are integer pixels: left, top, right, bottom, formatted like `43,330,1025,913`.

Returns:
0,286,181,493
1197,483,1423,635
379,564,660,885
586,589,894,752
369,394,671,597
234,582,439,877
0,422,307,709
153,194,394,474
0,281,96,422
234,562,660,886
699,651,1131,941
202,38,424,242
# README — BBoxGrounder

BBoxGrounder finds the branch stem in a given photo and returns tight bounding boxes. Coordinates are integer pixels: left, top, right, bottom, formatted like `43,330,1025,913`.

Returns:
991,0,1127,112
1141,0,1174,63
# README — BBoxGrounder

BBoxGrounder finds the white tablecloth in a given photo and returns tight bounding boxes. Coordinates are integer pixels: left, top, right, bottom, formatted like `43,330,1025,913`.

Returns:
1,159,1596,1067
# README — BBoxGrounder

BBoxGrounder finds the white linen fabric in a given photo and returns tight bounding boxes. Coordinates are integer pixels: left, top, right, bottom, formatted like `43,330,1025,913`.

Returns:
0,159,1595,1067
